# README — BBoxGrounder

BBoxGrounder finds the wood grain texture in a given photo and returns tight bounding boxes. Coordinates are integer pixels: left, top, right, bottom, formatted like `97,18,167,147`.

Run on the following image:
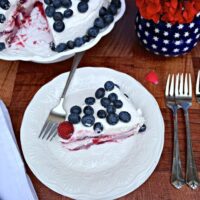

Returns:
1,0,200,199
0,61,19,106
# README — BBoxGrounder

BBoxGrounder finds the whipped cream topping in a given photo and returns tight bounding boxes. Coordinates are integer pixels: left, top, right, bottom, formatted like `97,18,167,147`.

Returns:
43,0,110,46
0,0,36,47
10,2,53,56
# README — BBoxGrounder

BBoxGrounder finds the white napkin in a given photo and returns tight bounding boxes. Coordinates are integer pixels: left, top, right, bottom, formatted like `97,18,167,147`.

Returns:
0,100,38,200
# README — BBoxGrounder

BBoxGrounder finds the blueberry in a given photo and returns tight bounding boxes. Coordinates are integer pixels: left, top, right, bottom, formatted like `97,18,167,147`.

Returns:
68,113,80,124
87,27,99,38
85,97,95,105
107,105,116,113
108,93,118,102
104,81,114,91
97,110,107,118
52,0,61,8
95,88,105,99
111,0,121,8
77,2,88,13
0,0,10,10
53,12,63,21
119,111,131,123
103,14,114,24
81,115,95,127
63,9,73,18
94,18,105,29
53,20,65,32
83,106,94,115
0,14,6,23
108,4,117,15
44,0,52,5
114,100,123,108
93,122,104,134
83,35,90,43
106,113,119,125
99,7,108,17
0,42,5,51
101,97,111,108
81,0,89,2
67,40,74,49
70,105,82,114
61,0,72,8
139,124,147,132
74,37,84,47
55,43,67,52
45,6,55,17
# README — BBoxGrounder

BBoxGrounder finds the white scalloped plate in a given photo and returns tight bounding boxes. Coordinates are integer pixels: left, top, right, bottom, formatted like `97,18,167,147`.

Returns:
21,67,164,200
0,1,126,63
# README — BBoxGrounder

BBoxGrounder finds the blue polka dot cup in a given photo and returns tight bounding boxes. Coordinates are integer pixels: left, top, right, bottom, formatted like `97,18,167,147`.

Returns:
135,12,200,57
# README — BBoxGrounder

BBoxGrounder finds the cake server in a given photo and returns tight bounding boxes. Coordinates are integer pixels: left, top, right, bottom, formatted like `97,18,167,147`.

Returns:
38,52,85,141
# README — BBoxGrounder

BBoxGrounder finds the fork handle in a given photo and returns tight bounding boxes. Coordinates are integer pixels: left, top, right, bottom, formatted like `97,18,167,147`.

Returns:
61,52,85,98
182,103,200,189
171,105,185,189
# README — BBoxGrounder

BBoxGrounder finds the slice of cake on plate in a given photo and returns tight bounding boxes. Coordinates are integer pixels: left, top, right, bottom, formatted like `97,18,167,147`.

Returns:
58,81,146,151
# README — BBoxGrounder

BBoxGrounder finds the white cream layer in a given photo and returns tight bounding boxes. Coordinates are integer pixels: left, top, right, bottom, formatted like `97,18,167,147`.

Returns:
42,0,110,46
0,0,35,46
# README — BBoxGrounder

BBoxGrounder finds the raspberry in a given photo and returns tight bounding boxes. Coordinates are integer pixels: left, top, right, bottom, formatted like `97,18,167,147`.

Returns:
57,121,74,139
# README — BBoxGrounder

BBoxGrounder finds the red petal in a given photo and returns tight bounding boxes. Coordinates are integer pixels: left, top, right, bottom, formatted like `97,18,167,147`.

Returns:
145,71,159,85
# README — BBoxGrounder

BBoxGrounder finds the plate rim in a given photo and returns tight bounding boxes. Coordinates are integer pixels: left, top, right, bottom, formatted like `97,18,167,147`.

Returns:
0,1,126,63
20,67,165,199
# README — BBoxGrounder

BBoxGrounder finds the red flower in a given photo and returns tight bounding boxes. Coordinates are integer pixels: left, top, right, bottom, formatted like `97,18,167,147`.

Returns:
194,0,200,10
135,0,162,23
135,0,200,24
183,1,198,23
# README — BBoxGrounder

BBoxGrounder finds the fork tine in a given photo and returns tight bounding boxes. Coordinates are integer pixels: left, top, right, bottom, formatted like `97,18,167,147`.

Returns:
184,73,188,96
179,73,184,95
175,73,179,97
38,120,49,138
196,70,200,94
42,122,53,139
165,74,171,96
50,131,58,141
169,74,174,97
189,73,192,97
46,124,58,140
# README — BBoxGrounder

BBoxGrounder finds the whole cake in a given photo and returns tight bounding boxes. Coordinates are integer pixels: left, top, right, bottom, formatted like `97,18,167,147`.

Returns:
0,0,122,52
58,81,146,151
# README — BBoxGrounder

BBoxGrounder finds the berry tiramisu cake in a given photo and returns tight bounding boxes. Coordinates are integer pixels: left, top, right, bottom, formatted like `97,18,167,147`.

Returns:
57,81,146,151
0,0,122,52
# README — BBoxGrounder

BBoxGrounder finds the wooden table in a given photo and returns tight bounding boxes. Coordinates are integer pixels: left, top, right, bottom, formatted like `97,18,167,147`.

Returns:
0,0,200,199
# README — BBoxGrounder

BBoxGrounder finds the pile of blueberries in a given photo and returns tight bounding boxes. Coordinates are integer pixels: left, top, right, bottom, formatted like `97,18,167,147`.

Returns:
48,0,122,52
0,0,10,51
68,81,134,134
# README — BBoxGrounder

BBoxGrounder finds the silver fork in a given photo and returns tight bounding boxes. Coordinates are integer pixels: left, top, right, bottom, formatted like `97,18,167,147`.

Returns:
165,74,185,189
175,73,200,189
196,70,200,103
38,52,85,141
